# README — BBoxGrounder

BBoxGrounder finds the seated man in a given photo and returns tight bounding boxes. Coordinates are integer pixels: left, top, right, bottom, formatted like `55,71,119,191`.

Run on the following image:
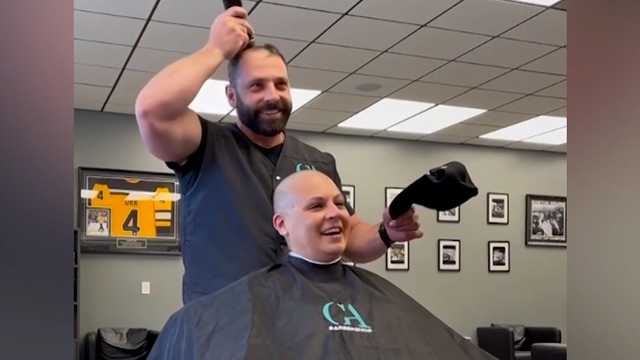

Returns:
150,171,495,359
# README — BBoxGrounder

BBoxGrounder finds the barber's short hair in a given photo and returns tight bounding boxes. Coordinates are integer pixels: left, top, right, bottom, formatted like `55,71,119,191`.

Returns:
227,43,287,88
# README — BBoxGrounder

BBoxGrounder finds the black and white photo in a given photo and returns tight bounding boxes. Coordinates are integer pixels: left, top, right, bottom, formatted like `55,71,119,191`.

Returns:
385,187,409,271
437,206,460,223
438,239,461,272
488,241,510,272
526,194,567,247
487,192,509,225
341,184,355,211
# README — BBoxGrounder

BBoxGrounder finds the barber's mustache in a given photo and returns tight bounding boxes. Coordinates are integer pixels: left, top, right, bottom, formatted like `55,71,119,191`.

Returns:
257,100,290,112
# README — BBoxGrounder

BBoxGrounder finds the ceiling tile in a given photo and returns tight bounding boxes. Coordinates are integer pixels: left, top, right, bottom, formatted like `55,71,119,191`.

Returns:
357,53,446,80
74,64,120,87
267,0,359,12
350,0,460,25
108,70,155,104
254,36,308,61
318,16,418,51
306,92,379,112
421,134,472,144
464,111,533,126
74,11,145,46
502,9,566,46
521,48,566,75
391,82,469,103
330,75,410,97
495,95,566,114
546,107,566,117
104,102,135,115
507,142,554,151
249,3,340,41
535,80,566,98
374,131,423,141
127,47,187,73
291,44,379,72
430,0,542,36
139,21,208,53
74,40,131,68
553,1,567,11
74,0,156,18
548,143,567,153
325,126,377,136
421,61,509,87
153,0,256,27
465,137,512,147
459,38,557,68
434,123,500,137
445,89,523,109
390,27,490,59
290,108,353,126
287,122,332,132
74,84,110,110
480,70,564,94
287,66,348,91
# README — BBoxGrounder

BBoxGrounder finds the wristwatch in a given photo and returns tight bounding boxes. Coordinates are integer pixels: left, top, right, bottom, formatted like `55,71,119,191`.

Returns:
378,222,394,248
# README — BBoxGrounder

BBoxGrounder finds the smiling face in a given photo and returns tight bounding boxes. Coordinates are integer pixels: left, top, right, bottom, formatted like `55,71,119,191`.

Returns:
226,48,293,137
273,171,351,262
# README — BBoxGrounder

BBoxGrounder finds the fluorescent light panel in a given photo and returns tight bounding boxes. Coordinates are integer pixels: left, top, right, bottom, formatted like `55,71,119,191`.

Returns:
388,105,486,134
339,98,434,130
509,0,559,6
523,127,566,145
481,115,566,141
189,79,321,116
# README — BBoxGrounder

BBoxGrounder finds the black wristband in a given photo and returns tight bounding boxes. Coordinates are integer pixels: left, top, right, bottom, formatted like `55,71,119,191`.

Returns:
378,222,394,248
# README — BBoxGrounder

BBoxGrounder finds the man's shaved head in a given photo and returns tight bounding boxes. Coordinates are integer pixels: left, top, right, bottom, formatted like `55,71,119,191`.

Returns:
272,171,351,262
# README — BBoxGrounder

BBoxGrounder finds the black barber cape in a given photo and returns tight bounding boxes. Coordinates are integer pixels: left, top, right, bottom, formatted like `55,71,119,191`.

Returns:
150,256,495,360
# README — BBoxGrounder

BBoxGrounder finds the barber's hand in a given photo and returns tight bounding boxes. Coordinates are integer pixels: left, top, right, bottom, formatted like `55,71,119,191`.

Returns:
382,207,423,243
207,7,254,59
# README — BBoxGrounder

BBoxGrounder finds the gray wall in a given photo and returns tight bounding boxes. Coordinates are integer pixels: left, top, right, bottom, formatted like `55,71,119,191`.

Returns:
76,109,566,342
568,1,640,358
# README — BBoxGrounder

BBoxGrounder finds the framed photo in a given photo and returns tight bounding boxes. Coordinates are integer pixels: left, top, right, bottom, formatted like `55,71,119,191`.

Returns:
487,192,509,225
77,167,181,254
488,241,510,272
386,242,409,271
437,206,460,223
341,184,355,212
385,187,409,271
438,239,461,272
525,194,567,247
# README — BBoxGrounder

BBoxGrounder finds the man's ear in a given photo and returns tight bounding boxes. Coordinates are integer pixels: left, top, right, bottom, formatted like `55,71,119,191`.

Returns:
225,84,237,108
273,213,288,237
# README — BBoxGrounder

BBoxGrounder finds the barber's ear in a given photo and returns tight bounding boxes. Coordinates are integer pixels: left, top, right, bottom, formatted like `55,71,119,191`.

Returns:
225,84,237,108
273,213,288,237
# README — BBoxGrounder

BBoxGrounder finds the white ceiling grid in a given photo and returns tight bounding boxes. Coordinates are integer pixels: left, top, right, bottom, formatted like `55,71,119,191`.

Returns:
74,0,567,152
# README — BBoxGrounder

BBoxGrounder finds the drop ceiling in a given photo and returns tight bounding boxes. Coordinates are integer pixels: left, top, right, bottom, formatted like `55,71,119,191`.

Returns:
74,0,567,152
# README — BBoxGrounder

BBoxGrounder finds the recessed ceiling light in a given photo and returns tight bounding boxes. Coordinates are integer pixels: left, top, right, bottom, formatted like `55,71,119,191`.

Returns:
509,0,559,6
338,98,434,130
480,115,566,142
388,105,486,134
189,79,321,116
523,127,566,145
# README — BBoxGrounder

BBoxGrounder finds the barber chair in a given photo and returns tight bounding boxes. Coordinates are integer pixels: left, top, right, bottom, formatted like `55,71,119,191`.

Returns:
83,328,159,360
477,325,562,360
531,343,566,360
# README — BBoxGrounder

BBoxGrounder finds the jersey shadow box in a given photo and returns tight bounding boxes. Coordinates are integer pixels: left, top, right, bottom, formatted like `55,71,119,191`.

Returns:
77,167,181,255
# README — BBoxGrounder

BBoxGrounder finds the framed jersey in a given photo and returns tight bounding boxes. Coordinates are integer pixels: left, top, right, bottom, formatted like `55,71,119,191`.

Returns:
77,167,181,254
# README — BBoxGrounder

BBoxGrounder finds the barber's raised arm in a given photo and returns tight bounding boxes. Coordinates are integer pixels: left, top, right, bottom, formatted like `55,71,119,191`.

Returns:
135,7,254,163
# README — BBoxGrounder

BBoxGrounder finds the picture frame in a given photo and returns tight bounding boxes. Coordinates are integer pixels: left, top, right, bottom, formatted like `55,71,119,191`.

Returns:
487,192,509,225
525,194,567,247
437,206,460,223
438,239,461,272
77,167,181,255
385,187,409,271
341,184,355,212
488,241,510,272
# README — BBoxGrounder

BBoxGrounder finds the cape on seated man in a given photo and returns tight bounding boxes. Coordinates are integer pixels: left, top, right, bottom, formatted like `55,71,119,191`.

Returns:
149,171,495,360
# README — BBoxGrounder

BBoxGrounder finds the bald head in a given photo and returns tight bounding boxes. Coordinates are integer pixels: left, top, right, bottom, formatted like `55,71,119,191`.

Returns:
272,171,351,262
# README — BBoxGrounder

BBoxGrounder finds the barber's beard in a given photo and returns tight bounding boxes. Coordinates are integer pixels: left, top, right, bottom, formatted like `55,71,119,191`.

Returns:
236,96,292,137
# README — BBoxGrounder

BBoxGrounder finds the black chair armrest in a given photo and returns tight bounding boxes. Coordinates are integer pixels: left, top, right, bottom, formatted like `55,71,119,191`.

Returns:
525,327,561,345
531,343,566,360
477,326,515,360
84,331,97,360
